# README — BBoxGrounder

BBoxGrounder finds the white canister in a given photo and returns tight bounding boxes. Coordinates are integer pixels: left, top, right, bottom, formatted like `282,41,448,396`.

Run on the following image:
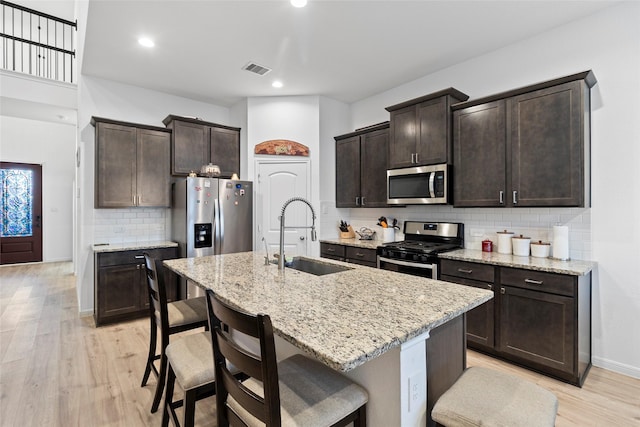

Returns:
512,235,531,257
497,230,514,254
530,241,551,258
382,227,395,243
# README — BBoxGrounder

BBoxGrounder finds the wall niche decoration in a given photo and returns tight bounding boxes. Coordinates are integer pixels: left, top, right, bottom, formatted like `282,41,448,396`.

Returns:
254,139,309,156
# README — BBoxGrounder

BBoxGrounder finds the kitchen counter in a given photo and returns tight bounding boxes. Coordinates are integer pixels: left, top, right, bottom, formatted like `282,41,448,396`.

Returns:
164,251,492,426
164,251,491,372
92,240,178,253
440,249,595,276
319,237,385,250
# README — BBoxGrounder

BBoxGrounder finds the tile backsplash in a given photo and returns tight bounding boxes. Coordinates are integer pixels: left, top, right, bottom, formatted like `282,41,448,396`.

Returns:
93,208,170,244
94,203,592,261
320,201,592,261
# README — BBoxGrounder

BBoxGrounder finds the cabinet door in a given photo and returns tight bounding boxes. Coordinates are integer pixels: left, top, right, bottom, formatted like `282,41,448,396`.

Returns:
345,246,377,267
95,122,137,208
511,81,585,206
416,96,449,165
210,126,240,178
360,128,389,207
171,120,209,175
137,129,171,207
97,264,143,320
335,136,361,208
441,274,495,351
498,285,575,374
388,105,416,169
453,100,507,207
320,243,346,261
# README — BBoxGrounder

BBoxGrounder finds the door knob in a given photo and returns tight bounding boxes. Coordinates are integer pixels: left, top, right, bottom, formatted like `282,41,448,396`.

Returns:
300,236,305,241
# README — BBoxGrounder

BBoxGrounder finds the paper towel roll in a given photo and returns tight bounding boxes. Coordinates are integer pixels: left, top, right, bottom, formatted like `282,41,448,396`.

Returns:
553,225,570,260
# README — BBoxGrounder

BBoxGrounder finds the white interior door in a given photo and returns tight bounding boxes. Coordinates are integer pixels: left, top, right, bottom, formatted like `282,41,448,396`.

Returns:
256,161,310,261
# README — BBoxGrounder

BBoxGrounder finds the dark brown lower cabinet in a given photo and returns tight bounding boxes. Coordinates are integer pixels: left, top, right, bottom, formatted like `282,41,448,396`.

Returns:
320,242,377,268
441,274,495,350
440,259,591,386
320,242,346,261
94,247,179,326
498,285,574,375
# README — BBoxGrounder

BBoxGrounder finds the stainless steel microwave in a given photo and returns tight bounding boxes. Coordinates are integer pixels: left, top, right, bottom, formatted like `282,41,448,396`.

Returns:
387,164,449,205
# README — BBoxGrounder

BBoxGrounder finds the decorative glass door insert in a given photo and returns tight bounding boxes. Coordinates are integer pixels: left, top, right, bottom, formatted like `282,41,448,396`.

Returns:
0,162,42,264
1,169,34,237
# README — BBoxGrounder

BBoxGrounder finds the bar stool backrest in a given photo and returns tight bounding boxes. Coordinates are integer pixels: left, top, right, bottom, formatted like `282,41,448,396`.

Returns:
206,289,281,427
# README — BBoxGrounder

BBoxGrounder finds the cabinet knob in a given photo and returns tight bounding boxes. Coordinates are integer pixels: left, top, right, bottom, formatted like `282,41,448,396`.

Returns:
415,153,419,163
411,153,415,163
355,197,360,206
500,287,506,294
488,284,493,290
356,253,364,257
513,190,518,205
499,191,505,205
327,248,335,252
361,197,366,206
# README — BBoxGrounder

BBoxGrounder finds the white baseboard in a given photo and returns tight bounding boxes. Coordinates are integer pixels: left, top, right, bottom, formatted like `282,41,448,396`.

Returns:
592,356,640,379
78,309,94,318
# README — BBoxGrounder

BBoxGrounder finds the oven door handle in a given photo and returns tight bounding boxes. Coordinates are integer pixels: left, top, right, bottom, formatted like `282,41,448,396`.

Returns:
377,256,438,278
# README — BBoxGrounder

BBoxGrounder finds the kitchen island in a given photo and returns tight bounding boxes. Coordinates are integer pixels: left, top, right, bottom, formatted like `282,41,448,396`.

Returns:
164,252,492,426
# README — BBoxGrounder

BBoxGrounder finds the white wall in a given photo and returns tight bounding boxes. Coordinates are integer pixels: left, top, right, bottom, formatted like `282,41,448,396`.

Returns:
0,116,75,262
76,75,233,314
244,96,322,254
344,2,640,377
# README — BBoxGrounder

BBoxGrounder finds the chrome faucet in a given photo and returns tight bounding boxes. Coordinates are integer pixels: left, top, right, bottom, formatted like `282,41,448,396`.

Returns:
278,197,317,270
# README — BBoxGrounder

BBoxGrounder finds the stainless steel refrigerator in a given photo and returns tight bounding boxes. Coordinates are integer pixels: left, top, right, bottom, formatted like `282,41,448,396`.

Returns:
172,177,253,297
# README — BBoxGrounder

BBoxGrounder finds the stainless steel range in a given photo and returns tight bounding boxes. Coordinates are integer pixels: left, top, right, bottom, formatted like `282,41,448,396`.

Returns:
377,221,464,279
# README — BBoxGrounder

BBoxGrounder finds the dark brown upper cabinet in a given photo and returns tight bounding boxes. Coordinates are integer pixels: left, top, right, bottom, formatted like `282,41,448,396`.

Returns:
452,71,597,208
92,117,171,208
385,88,469,169
163,115,240,178
335,122,389,208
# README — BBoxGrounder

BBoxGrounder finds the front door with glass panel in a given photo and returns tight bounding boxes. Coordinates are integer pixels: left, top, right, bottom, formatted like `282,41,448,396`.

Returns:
1,162,43,264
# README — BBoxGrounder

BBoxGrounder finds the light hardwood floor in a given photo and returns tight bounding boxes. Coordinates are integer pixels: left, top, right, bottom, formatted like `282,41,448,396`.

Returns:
1,262,639,426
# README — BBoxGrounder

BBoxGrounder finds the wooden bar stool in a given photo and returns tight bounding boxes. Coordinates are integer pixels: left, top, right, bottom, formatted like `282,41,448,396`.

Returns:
162,331,217,427
206,288,369,427
431,366,558,427
141,254,209,413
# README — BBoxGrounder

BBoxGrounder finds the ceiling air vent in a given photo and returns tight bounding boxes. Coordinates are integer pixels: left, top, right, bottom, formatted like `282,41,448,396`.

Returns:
242,62,272,76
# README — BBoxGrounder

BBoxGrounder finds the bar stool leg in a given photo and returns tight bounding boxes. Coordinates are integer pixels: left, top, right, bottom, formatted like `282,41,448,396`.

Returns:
141,316,157,387
161,365,176,427
150,336,169,413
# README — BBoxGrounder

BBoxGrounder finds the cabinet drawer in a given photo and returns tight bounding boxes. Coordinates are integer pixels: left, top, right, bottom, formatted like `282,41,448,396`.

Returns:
441,260,495,283
97,247,177,267
320,243,346,258
500,268,575,297
345,246,377,264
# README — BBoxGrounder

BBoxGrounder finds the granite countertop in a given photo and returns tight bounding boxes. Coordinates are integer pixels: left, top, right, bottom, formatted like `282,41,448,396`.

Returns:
92,240,178,253
440,249,595,276
164,252,492,372
320,238,385,250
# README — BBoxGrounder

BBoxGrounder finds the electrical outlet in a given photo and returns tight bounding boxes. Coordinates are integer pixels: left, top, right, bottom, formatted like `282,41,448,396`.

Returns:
408,373,424,412
470,228,485,237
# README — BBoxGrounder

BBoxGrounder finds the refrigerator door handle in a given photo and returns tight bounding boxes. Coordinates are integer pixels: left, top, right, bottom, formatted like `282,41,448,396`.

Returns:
215,197,223,253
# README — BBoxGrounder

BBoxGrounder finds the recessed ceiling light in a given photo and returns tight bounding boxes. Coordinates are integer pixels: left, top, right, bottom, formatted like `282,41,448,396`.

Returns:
290,0,307,8
272,81,283,88
138,37,155,48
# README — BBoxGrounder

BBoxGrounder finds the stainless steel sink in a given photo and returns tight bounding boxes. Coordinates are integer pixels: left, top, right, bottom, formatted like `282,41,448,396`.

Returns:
285,257,354,276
